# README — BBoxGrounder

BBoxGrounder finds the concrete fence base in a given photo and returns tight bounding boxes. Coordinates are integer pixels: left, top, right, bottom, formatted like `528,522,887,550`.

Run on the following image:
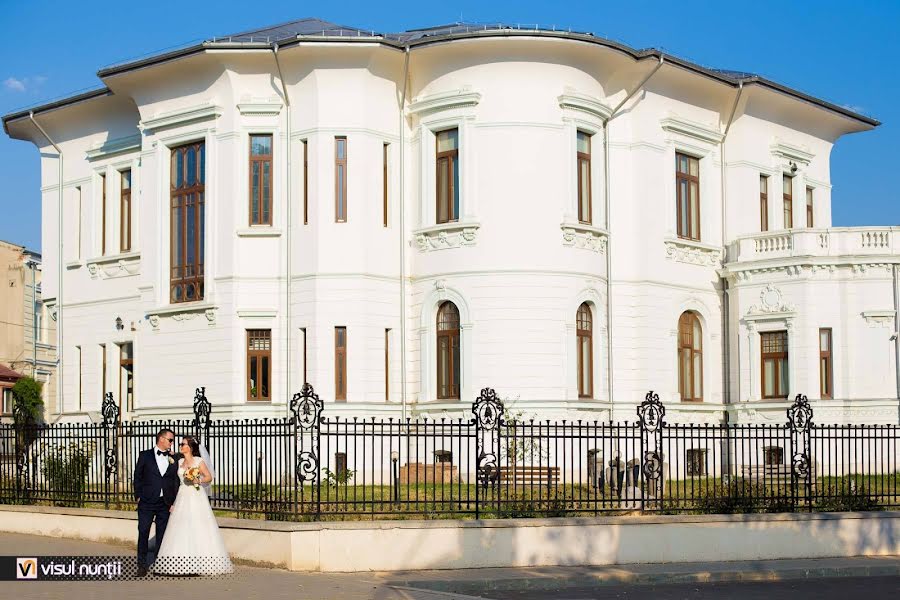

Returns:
0,506,897,572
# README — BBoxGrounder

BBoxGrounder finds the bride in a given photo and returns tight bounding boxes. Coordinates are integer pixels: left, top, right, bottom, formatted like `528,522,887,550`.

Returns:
153,436,234,575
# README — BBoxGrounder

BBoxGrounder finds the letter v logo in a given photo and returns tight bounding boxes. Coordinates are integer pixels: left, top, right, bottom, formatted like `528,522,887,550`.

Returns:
17,558,38,579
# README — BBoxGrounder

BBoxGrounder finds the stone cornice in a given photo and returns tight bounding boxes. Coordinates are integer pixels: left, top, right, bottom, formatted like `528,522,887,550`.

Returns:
408,88,481,116
140,103,223,133
660,114,724,144
770,139,814,165
85,134,142,161
557,92,612,121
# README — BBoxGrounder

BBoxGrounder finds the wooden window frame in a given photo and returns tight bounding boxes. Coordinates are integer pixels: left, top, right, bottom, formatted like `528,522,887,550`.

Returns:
761,330,789,399
819,327,833,399
119,342,134,413
678,311,704,402
783,175,793,229
806,186,814,228
675,153,701,241
100,173,107,255
764,446,784,466
249,134,273,226
120,170,132,252
435,128,459,224
436,302,460,400
383,143,389,227
169,141,205,304
576,302,593,398
335,137,347,223
302,140,309,225
247,329,272,401
335,327,347,401
686,449,707,476
577,131,592,225
760,175,769,232
75,186,82,260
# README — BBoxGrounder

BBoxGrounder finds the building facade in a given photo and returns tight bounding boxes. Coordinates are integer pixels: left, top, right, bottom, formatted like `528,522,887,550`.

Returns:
3,19,897,424
0,240,57,418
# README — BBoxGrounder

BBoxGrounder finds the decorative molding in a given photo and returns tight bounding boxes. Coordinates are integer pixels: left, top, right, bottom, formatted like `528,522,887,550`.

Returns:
861,310,896,328
65,260,83,270
660,114,724,145
236,228,283,238
408,88,481,116
557,92,612,121
84,252,141,279
561,222,608,253
237,101,283,116
744,284,796,321
148,315,160,331
140,103,223,133
237,309,277,318
146,302,218,328
770,139,814,165
85,134,141,161
414,222,480,252
664,237,723,266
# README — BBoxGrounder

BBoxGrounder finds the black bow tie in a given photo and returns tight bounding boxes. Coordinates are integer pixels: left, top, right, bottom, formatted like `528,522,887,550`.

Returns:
156,450,169,456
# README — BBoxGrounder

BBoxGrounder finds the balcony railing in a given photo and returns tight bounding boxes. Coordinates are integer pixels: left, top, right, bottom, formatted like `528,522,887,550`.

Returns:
729,227,900,263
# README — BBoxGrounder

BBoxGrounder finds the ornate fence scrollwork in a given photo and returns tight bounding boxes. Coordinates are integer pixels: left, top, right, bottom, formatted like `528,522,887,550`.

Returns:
192,386,212,445
787,393,813,510
472,388,504,518
101,392,120,509
638,391,666,506
12,400,32,502
290,383,323,486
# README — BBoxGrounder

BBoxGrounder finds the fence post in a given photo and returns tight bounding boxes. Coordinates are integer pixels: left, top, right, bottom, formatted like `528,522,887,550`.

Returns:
638,391,665,512
12,401,31,503
472,388,503,520
101,392,120,510
787,393,813,512
192,387,211,446
289,383,323,520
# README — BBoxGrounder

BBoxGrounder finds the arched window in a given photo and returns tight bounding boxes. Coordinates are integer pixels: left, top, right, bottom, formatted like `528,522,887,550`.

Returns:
577,303,593,398
437,301,460,399
678,312,703,402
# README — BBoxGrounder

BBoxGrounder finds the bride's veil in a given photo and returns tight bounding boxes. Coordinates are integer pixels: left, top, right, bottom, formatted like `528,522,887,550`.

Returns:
199,442,215,491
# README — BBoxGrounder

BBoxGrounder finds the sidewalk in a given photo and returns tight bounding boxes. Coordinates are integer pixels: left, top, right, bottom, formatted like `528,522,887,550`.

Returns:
1,531,897,599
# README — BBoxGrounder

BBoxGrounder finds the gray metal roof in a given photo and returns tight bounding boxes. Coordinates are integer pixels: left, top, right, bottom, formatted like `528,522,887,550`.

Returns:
2,18,880,131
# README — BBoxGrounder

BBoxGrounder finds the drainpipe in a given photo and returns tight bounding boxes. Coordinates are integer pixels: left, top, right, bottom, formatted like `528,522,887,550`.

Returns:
272,44,293,414
893,265,900,401
719,82,744,409
398,46,411,420
603,56,664,404
30,261,36,379
29,112,62,421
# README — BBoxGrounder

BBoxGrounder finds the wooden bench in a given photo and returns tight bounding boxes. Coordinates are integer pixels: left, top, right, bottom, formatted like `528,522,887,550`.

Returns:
496,466,560,486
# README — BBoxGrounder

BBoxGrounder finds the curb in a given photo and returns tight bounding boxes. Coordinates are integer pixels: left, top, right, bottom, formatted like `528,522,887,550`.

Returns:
393,562,900,593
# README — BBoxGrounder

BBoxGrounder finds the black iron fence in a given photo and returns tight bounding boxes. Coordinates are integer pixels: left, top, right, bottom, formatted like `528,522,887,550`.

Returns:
1,386,897,520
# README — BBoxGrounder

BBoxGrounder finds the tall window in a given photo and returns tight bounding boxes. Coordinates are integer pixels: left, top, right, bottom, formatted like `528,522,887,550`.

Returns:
759,175,769,232
247,330,271,401
761,331,789,399
120,170,132,252
249,134,273,225
335,137,347,222
436,128,459,224
436,302,460,399
120,342,133,412
577,303,593,398
170,141,205,303
806,187,814,228
302,140,309,225
385,328,390,401
577,131,591,224
383,143,389,227
335,327,347,401
783,175,793,229
301,327,308,384
35,301,43,344
76,345,83,411
676,153,700,241
1,388,12,414
678,312,703,402
100,173,107,255
686,449,707,476
819,328,833,399
100,344,107,401
75,186,82,260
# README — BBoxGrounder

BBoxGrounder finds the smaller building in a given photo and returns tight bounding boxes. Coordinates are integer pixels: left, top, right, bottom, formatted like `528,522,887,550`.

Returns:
0,240,57,419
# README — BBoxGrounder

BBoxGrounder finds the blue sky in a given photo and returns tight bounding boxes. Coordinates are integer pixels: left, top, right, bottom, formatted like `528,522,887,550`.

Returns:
1,0,897,252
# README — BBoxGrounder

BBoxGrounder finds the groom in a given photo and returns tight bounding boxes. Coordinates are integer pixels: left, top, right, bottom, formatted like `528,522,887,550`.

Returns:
133,428,181,576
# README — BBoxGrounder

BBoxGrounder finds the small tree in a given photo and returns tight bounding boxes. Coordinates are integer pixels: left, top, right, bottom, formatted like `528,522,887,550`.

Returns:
12,376,44,424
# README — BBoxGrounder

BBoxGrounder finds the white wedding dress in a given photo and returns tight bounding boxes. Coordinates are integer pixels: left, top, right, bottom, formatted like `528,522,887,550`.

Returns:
153,457,234,575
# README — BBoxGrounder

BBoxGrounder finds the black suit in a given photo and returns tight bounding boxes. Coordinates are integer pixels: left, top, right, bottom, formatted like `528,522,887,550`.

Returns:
133,448,182,568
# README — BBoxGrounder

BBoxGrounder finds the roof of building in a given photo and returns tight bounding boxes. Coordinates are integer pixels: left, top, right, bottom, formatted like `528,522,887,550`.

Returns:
0,364,25,383
1,18,880,130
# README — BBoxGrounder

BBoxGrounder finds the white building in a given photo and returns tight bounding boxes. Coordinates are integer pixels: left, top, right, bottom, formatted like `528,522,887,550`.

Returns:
3,19,897,425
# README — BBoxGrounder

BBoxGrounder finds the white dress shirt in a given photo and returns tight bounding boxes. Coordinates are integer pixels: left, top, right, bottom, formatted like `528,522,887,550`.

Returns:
153,445,168,496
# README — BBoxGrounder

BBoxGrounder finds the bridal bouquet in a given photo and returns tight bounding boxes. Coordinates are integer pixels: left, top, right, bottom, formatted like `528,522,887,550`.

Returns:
183,466,202,490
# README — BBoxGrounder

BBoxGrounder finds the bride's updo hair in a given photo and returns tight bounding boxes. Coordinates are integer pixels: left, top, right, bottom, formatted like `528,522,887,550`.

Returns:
182,436,200,457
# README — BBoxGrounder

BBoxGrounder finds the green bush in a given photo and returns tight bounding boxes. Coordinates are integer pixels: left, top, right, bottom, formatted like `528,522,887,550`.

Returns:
492,491,572,519
41,442,93,507
695,478,793,514
12,377,44,424
815,483,881,512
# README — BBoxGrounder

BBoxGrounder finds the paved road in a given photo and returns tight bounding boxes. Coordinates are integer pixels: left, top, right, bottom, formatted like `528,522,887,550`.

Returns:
1,532,897,599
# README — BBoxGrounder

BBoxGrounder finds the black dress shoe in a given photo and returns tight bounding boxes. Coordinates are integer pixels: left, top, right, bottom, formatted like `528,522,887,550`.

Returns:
136,566,149,577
